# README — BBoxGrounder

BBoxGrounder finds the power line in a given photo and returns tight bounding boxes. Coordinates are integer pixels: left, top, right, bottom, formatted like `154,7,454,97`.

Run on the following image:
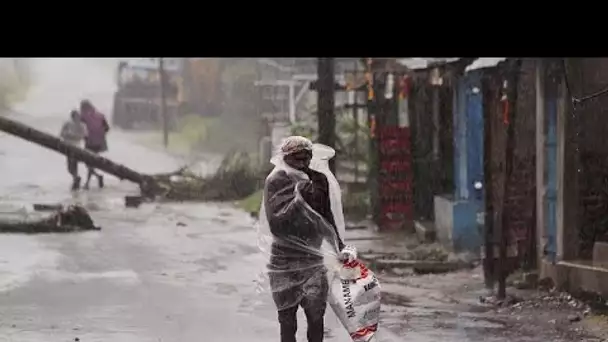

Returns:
562,58,608,105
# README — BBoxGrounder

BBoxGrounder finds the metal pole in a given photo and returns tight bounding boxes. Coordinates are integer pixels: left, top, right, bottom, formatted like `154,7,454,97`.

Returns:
483,74,495,292
535,59,546,270
498,60,520,300
288,81,296,125
353,62,360,183
159,57,169,148
432,84,440,161
317,58,336,173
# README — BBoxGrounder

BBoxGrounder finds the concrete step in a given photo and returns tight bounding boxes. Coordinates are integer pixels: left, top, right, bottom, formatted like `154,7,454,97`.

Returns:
414,220,437,243
359,254,473,274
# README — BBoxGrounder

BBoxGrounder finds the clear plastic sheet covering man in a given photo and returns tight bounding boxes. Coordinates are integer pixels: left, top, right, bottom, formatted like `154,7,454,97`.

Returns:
256,136,379,342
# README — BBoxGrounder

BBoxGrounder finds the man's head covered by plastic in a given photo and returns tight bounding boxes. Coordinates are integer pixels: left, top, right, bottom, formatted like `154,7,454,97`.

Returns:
280,136,313,171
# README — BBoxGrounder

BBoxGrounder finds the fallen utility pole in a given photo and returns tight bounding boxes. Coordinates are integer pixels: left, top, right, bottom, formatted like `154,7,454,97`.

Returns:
0,115,154,189
0,116,260,202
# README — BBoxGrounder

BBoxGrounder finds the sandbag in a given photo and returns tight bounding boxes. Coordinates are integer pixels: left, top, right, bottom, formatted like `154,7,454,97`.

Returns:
329,259,381,342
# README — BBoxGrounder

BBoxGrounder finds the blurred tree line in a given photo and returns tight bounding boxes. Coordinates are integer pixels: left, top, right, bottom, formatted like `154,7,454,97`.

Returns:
177,58,264,155
0,58,31,111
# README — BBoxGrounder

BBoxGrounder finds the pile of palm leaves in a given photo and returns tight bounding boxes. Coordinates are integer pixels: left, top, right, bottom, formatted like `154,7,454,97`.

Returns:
150,150,261,202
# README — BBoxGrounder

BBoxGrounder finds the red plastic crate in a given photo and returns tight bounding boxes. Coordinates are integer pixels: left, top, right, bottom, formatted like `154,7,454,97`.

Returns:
380,160,412,172
380,181,412,193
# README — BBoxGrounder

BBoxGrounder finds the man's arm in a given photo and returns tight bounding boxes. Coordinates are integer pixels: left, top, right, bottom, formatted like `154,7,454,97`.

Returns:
264,171,304,237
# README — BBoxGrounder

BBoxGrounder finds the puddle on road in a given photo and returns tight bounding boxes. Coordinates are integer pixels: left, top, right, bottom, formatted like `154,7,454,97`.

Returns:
186,233,203,239
194,258,227,273
212,282,238,295
433,317,507,330
381,292,413,307
39,269,141,285
235,244,259,256
218,211,235,218
211,217,228,224
466,303,494,313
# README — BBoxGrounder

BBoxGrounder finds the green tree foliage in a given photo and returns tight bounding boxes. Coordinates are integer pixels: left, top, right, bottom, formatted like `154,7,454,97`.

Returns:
290,109,369,165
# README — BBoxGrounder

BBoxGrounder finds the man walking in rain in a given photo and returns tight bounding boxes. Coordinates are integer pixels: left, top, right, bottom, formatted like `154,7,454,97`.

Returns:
79,99,109,190
60,110,87,190
263,136,355,342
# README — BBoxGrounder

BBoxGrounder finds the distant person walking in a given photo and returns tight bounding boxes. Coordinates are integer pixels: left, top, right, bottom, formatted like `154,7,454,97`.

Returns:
79,99,110,190
60,110,88,190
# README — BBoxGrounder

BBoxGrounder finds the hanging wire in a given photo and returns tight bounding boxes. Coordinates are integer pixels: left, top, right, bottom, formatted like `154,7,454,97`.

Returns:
562,58,608,105
560,58,608,257
561,59,583,175
576,87,608,103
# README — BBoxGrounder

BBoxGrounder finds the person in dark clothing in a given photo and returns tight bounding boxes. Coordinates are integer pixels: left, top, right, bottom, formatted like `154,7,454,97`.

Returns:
264,136,351,342
79,99,110,190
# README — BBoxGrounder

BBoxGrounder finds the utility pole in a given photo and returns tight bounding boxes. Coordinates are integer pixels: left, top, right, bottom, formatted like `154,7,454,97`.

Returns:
352,61,360,183
483,73,495,292
158,57,169,148
317,58,336,173
497,59,521,300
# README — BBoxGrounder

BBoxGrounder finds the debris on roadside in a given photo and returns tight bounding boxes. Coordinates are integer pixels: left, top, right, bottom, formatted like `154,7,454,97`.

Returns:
33,203,63,211
509,271,540,290
478,294,521,307
0,204,100,233
408,244,449,262
479,287,602,322
538,276,555,290
359,242,478,275
149,150,260,202
125,195,144,208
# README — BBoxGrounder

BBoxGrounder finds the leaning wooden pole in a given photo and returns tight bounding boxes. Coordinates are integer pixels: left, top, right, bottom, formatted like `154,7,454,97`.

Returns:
0,115,152,187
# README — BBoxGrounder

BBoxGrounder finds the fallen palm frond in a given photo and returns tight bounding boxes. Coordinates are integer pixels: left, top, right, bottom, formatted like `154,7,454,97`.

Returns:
0,205,100,234
150,150,262,202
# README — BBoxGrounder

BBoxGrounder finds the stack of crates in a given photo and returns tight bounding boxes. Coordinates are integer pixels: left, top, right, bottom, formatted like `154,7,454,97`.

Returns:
378,126,413,229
